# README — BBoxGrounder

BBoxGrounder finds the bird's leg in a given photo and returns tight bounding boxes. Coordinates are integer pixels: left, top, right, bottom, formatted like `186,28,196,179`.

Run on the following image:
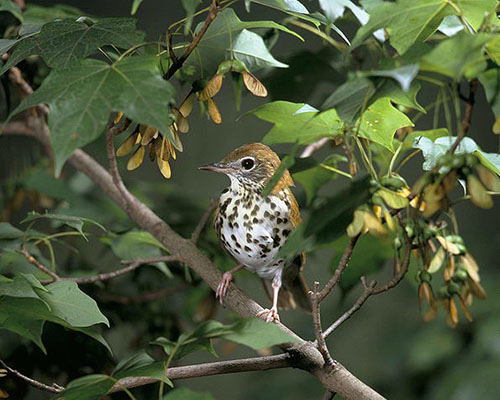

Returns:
257,268,282,323
216,263,244,305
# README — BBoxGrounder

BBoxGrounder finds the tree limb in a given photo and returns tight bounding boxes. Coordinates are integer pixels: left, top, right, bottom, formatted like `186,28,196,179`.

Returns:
300,138,330,158
0,359,64,394
109,354,292,393
20,245,61,282
165,0,220,79
310,281,335,369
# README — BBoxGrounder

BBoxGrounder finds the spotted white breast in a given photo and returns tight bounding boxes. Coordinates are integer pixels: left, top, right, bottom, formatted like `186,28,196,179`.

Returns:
215,178,294,280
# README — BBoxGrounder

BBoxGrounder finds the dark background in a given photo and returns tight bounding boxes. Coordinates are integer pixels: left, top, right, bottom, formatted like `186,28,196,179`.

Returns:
1,1,500,399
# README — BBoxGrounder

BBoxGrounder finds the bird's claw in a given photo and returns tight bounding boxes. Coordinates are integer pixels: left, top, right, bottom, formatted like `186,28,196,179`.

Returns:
257,308,280,323
215,272,233,306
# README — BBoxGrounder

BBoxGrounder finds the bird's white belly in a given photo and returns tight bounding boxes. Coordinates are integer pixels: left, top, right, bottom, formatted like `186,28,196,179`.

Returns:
216,189,294,279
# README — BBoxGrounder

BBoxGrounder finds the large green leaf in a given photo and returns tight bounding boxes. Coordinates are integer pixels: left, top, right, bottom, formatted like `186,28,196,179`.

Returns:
38,18,144,68
479,69,500,118
322,78,375,122
113,350,171,386
38,281,109,328
232,29,288,70
373,80,425,113
352,0,455,54
23,4,85,27
252,0,308,13
56,374,115,400
9,56,175,175
246,101,344,145
181,8,300,81
356,97,414,151
163,388,216,400
454,0,498,31
362,64,418,92
0,35,41,76
419,32,489,79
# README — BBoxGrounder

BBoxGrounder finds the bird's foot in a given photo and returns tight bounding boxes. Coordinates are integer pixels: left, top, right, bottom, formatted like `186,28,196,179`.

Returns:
257,307,280,323
215,272,233,306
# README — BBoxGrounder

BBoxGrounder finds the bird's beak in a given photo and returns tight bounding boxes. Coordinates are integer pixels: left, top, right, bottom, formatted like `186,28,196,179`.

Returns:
199,162,227,173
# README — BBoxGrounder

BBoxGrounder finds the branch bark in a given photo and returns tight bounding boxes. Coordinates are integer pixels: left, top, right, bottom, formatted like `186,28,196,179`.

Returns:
0,359,64,394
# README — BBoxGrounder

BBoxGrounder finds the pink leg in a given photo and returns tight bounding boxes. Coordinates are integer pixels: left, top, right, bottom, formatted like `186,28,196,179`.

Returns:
257,270,282,323
216,264,244,306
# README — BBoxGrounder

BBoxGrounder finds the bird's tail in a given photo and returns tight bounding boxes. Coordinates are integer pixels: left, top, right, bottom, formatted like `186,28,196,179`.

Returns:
262,254,312,312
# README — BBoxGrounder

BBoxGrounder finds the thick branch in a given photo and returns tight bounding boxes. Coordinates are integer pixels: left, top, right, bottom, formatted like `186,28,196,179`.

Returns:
165,0,220,79
448,79,478,154
0,360,64,394
110,354,291,393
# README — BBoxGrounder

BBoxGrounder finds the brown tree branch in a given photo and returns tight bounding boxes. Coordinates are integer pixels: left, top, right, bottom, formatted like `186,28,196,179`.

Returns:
310,281,335,369
110,354,292,393
0,359,64,394
448,79,479,154
300,138,331,158
191,198,217,243
20,245,61,282
323,277,376,339
317,235,360,303
165,0,220,80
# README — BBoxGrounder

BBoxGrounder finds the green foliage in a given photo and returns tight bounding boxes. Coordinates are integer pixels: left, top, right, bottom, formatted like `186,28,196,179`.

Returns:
10,56,175,175
163,387,216,400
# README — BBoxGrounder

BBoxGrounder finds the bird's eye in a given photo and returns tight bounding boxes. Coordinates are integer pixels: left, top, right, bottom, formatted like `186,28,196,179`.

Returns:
241,158,255,170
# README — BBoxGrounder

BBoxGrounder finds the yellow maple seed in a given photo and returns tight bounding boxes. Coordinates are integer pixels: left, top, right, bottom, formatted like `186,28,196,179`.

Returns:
141,125,158,146
443,257,455,281
157,157,172,179
199,73,224,101
449,297,459,327
113,111,123,124
207,97,222,124
158,136,170,161
477,165,500,191
116,133,139,157
170,139,177,160
436,236,461,255
174,108,189,133
127,146,145,171
467,175,493,208
458,295,473,322
468,277,487,299
377,188,409,209
428,247,445,273
363,211,387,237
347,209,365,237
461,254,480,283
493,115,500,134
242,71,268,97
179,92,196,117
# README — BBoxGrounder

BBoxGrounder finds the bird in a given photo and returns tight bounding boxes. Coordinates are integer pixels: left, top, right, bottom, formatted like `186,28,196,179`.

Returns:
199,143,311,322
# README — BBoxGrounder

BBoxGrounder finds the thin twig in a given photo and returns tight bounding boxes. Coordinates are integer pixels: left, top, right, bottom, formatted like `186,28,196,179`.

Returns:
323,277,376,339
98,283,188,305
191,198,217,243
448,79,478,154
317,235,360,303
20,246,61,281
109,354,292,393
310,282,335,369
300,138,330,158
0,360,64,394
165,0,220,79
120,255,181,265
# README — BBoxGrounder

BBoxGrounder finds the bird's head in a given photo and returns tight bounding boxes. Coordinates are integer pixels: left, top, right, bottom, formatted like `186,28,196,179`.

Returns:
199,143,293,191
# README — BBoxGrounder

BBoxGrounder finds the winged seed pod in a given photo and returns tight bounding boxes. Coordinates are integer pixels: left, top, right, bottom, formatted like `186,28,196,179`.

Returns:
466,175,493,208
199,73,224,101
476,165,500,191
116,132,141,157
179,92,196,117
172,108,189,133
207,97,222,124
127,145,145,170
242,71,268,97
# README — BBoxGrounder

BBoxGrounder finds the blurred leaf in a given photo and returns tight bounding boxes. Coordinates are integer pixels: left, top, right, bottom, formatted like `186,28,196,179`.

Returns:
223,317,300,349
57,374,115,400
182,0,201,33
322,77,374,122
0,0,23,21
356,97,414,151
334,235,392,293
0,223,23,239
38,281,110,327
23,4,85,27
181,8,301,81
233,29,288,70
163,387,216,400
38,18,144,68
362,64,418,92
251,0,308,13
374,80,425,113
455,0,498,31
0,36,41,76
478,69,500,118
246,101,343,145
131,0,144,15
437,15,464,36
420,32,489,79
403,128,448,150
9,56,175,175
113,350,172,386
352,0,455,54
0,39,16,56
22,211,106,240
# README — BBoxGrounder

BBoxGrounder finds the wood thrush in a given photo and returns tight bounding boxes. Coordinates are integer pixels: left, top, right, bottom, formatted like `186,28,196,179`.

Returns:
200,143,311,322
